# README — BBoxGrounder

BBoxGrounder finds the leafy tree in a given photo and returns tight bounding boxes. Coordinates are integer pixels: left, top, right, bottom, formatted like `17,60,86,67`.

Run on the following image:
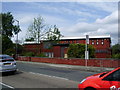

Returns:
112,54,120,59
0,12,21,55
26,16,63,43
0,12,21,37
26,16,47,43
112,44,120,59
1,35,14,54
47,25,62,41
26,16,63,54
67,44,95,58
26,16,49,54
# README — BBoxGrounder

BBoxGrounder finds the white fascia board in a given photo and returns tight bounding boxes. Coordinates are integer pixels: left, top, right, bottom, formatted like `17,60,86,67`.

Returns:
60,35,111,40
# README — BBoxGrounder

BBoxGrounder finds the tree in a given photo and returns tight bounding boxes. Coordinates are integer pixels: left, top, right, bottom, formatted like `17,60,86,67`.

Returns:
0,12,21,55
67,44,95,58
26,16,49,54
26,16,47,43
1,35,15,55
112,44,120,59
25,37,34,42
0,12,21,38
47,25,63,43
26,16,63,54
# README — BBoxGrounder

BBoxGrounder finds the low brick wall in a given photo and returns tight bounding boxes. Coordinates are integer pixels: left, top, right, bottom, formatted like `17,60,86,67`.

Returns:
17,56,120,68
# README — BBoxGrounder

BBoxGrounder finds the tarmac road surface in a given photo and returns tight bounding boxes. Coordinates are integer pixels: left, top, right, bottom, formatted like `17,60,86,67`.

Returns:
1,61,97,89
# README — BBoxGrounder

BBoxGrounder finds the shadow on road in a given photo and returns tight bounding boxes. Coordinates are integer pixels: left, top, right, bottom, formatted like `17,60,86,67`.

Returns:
0,71,23,77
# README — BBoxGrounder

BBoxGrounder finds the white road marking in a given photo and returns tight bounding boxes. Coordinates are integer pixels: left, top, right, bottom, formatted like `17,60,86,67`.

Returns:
0,82,14,89
29,72,69,80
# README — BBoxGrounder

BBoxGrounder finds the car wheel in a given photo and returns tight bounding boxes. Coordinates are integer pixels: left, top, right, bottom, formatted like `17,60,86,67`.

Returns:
85,87,96,90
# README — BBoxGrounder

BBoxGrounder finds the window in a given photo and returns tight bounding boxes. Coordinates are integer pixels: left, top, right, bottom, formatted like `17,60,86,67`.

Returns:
96,39,99,45
95,50,108,53
43,42,52,49
101,42,104,45
92,42,94,45
72,41,75,43
45,52,54,58
101,39,104,45
112,69,120,81
76,40,79,43
92,40,94,45
68,41,70,44
103,69,120,81
97,42,99,45
64,41,66,43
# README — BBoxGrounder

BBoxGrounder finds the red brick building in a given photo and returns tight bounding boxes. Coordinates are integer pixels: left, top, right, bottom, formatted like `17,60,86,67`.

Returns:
23,35,111,58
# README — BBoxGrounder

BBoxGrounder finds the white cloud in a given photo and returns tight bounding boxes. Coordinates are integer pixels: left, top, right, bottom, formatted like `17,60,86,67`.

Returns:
2,0,119,2
96,11,118,24
15,13,38,24
42,14,69,27
78,2,118,13
60,10,118,45
25,2,102,19
19,16,33,24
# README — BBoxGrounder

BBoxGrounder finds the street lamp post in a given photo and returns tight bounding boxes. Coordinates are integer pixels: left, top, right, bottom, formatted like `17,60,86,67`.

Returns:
14,19,19,59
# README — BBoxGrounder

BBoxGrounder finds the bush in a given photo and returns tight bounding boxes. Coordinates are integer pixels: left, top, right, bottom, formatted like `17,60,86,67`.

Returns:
4,48,15,56
36,53,47,57
112,53,120,59
23,52,35,57
112,44,120,59
67,44,95,58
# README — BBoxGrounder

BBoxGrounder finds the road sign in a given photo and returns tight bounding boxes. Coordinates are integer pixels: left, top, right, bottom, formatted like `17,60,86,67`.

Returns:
85,35,89,60
86,35,89,44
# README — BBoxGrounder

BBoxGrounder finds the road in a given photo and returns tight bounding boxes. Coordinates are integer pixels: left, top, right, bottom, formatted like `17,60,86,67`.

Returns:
1,61,97,89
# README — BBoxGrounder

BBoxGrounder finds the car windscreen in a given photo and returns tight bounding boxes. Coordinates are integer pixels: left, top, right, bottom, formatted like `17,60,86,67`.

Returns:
0,55,11,59
1,59,14,62
0,55,14,62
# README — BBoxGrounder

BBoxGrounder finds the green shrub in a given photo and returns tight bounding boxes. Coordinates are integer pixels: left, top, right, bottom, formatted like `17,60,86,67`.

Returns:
4,48,15,56
23,52,35,57
36,53,47,57
67,44,95,58
112,53,120,59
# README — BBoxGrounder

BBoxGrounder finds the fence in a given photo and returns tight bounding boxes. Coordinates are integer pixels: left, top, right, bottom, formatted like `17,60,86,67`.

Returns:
17,56,120,69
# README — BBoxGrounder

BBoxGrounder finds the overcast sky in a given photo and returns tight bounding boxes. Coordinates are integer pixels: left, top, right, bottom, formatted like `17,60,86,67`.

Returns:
2,0,119,45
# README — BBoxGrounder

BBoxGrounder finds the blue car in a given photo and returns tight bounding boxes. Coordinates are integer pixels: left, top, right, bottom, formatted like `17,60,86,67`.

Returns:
0,55,17,73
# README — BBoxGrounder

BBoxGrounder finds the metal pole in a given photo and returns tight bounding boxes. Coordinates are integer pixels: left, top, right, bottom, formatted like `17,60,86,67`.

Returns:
85,35,89,67
15,20,19,59
85,35,89,59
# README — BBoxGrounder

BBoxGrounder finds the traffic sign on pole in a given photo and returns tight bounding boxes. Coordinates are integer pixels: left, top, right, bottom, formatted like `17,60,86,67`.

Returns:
85,35,89,60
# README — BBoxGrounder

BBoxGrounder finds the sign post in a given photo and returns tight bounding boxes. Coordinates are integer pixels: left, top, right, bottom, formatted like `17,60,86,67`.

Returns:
85,35,89,67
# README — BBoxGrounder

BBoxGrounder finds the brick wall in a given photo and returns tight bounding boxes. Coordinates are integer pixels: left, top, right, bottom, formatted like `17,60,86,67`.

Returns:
17,56,120,68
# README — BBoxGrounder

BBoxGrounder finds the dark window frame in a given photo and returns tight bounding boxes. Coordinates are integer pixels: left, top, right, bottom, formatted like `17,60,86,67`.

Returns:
103,69,120,81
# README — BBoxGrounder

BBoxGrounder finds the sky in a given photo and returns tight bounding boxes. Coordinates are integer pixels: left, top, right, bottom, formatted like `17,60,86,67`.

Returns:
2,0,119,45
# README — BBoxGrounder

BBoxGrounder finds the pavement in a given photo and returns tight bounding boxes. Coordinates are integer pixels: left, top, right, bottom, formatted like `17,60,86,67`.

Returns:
17,61,115,72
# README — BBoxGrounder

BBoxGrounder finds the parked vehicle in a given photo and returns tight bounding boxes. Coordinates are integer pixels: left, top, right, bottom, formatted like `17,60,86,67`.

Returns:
0,55,17,73
78,67,120,90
